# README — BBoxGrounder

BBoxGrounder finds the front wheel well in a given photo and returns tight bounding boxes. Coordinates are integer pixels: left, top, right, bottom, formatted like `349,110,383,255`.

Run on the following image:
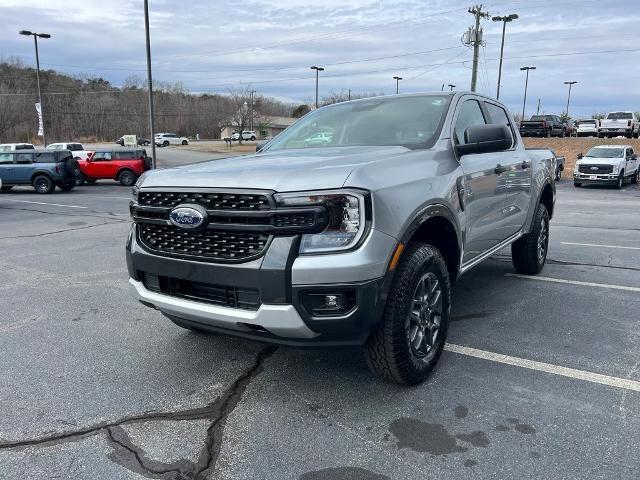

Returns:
406,216,460,281
540,183,554,219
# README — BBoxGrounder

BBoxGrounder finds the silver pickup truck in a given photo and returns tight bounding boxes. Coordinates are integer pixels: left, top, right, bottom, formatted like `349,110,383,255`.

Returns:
127,92,555,385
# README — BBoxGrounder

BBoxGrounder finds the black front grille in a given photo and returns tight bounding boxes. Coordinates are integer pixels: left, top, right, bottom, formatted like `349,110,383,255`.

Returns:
578,164,613,174
138,191,270,210
141,272,260,310
138,223,270,261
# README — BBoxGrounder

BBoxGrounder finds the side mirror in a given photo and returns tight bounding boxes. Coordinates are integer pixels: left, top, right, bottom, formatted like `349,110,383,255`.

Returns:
632,154,637,160
577,153,583,159
256,140,268,153
455,124,513,156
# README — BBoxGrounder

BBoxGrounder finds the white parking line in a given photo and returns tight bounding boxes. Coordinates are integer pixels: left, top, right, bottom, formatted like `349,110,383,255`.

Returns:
445,344,640,392
561,242,640,251
2,199,87,209
505,273,640,292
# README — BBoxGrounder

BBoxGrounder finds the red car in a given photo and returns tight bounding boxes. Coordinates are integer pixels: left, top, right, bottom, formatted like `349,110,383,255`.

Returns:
77,148,151,186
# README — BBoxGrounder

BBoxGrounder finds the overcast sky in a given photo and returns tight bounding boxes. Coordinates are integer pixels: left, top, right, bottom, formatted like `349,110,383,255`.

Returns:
0,0,638,118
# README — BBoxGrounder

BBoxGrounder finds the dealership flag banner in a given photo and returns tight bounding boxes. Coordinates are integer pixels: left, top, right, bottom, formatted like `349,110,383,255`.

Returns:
35,102,44,137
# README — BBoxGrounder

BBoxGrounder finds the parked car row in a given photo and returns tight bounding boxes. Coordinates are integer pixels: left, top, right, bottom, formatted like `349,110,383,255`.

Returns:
519,115,568,137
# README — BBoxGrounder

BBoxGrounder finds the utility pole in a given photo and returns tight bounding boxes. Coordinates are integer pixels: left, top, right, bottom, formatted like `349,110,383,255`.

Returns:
249,90,256,131
564,81,578,117
520,66,536,120
448,84,456,91
491,13,518,100
441,84,445,91
348,89,351,101
393,76,403,94
536,98,541,115
468,4,490,92
143,0,156,169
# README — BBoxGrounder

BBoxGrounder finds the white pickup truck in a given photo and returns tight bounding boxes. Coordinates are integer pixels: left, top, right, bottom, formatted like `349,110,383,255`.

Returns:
574,144,639,188
598,112,639,138
46,142,91,160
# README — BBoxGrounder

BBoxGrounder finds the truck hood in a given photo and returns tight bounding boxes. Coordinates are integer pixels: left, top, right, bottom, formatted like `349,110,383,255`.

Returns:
140,146,410,191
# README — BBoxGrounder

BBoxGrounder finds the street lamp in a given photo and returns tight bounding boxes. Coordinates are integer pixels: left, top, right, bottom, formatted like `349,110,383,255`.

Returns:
19,30,51,146
393,76,403,94
448,84,456,91
143,0,157,169
520,66,536,120
564,81,578,117
492,14,518,100
310,66,324,108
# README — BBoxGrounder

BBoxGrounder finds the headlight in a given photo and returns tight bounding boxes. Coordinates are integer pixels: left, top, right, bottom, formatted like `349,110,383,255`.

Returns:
274,189,369,254
132,172,150,200
612,164,619,174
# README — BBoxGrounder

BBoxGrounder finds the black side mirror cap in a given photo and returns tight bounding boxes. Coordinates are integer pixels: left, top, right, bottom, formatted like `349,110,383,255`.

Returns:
455,124,513,156
632,154,638,160
577,153,583,159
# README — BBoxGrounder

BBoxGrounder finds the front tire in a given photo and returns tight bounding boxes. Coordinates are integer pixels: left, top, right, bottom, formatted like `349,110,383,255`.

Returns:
364,243,450,386
181,140,188,145
163,141,169,147
511,203,549,275
33,175,54,194
631,169,639,184
616,172,624,189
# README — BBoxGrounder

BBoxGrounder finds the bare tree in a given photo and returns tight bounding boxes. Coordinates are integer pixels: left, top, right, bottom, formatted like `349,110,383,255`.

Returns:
223,86,254,145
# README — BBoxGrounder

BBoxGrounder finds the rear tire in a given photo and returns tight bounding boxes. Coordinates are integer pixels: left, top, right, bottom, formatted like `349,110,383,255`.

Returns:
163,141,169,147
33,175,54,194
511,203,549,275
118,170,137,187
631,169,639,184
75,171,85,186
181,140,188,145
364,243,450,386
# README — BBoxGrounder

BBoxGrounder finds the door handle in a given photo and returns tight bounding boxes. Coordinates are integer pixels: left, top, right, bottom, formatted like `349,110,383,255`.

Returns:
494,164,507,174
521,160,530,169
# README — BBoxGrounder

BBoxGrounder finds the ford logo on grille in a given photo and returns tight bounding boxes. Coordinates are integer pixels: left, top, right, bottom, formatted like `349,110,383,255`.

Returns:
590,166,599,171
169,205,207,229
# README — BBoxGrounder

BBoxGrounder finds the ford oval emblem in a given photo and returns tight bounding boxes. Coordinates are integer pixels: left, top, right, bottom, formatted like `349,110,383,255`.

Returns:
169,205,206,229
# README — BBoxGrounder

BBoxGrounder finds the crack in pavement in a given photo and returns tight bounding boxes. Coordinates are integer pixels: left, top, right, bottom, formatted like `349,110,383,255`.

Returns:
0,221,127,240
0,346,277,479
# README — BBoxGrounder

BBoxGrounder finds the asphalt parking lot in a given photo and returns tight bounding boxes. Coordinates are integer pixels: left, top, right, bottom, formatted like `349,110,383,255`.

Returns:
0,175,639,479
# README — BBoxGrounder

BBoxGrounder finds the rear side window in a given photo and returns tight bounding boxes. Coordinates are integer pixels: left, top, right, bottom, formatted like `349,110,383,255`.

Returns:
15,152,34,164
17,144,34,150
454,100,487,144
68,144,83,151
114,151,134,160
34,152,56,163
93,152,112,161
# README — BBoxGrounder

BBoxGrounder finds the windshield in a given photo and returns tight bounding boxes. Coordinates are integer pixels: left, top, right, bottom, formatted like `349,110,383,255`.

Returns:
586,147,624,158
265,95,450,151
530,115,554,121
607,112,633,120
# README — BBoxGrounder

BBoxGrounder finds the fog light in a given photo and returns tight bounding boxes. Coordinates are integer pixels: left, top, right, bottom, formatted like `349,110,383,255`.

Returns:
301,290,357,317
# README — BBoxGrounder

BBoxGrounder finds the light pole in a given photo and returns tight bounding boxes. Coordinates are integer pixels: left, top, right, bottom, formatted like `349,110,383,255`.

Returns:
393,76,403,94
491,13,518,100
564,81,578,117
448,84,456,91
249,90,256,132
310,66,324,108
143,0,156,169
520,66,536,120
19,30,50,146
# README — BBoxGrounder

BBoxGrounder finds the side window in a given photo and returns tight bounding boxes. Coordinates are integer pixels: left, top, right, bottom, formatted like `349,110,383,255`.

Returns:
114,151,133,160
454,100,487,144
485,102,514,147
15,152,34,164
93,152,112,161
0,154,13,165
34,152,56,163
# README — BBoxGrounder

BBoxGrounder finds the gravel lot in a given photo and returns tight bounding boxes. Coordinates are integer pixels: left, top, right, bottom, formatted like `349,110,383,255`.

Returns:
0,168,639,479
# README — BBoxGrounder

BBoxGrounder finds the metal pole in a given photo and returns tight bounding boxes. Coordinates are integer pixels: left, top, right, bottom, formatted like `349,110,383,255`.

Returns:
348,89,351,101
522,68,529,120
144,0,156,169
250,90,254,132
470,7,482,92
536,98,541,115
315,69,319,108
564,82,577,116
496,20,506,99
33,35,45,147
396,78,399,94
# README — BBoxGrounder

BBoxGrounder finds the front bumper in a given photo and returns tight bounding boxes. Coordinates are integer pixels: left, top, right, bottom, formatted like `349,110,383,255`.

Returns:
126,224,395,347
573,172,619,184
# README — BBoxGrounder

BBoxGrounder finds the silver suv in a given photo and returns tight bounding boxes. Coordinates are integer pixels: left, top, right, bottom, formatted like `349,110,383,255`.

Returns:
127,92,555,385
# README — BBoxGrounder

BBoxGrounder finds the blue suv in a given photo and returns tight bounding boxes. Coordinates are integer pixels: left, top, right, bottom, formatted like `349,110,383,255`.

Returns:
0,149,77,194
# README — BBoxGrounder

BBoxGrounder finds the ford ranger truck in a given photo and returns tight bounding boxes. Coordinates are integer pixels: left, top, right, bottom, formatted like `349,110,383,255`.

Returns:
127,92,555,385
574,145,639,188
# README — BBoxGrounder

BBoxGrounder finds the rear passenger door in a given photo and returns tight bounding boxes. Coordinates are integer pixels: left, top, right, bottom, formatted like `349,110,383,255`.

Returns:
483,101,532,237
0,153,16,184
454,98,509,263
